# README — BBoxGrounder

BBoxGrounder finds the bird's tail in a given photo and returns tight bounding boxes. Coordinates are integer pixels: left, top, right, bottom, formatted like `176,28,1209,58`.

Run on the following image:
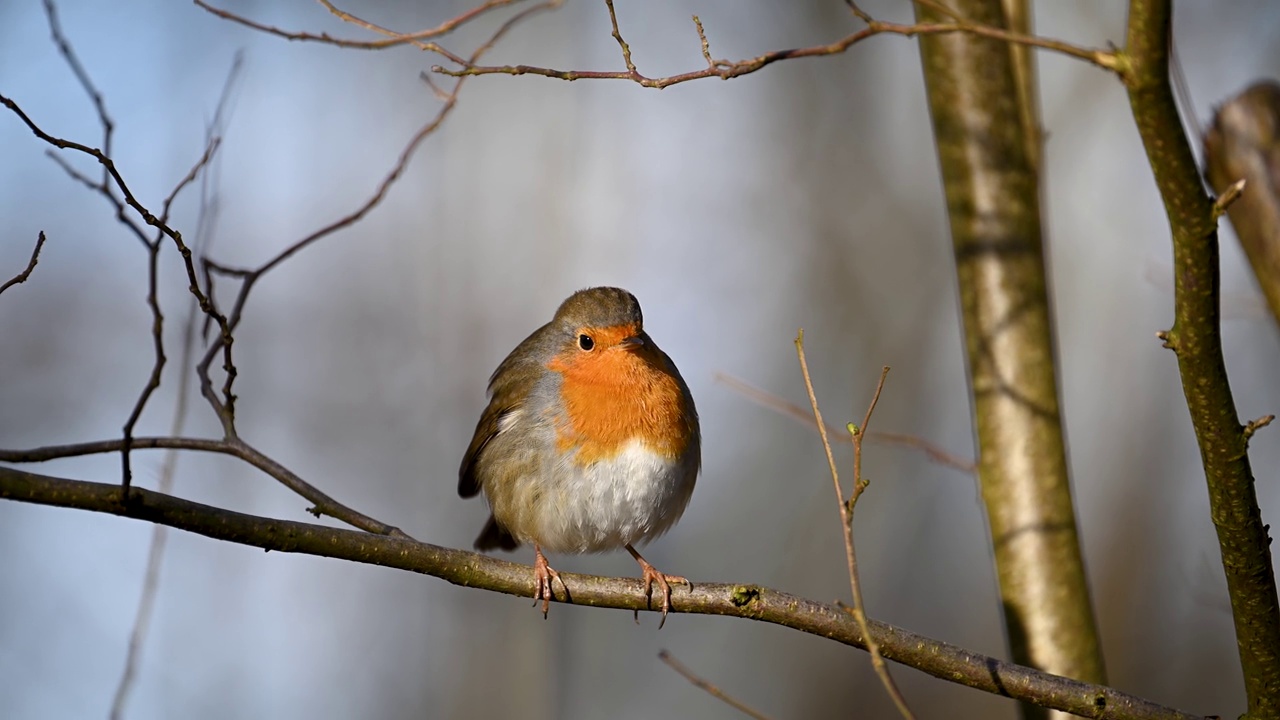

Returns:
474,515,520,551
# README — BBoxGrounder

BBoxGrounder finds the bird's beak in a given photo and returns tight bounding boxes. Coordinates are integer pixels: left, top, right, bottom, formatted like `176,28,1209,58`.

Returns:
619,335,645,348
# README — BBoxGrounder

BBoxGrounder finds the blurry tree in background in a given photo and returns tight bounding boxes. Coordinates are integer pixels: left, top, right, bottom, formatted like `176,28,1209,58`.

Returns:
2,1,1280,719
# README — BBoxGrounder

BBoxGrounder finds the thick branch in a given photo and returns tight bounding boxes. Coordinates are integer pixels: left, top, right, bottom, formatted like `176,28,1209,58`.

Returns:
0,465,1208,720
916,0,1106,702
1122,3,1280,717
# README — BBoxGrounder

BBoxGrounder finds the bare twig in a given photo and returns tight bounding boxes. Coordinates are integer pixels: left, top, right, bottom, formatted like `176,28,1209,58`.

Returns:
195,0,558,438
850,367,890,507
1212,178,1247,221
42,0,154,253
603,0,637,75
109,54,244,720
0,94,234,435
692,16,713,68
433,2,1119,88
844,0,875,25
1244,415,1275,442
0,232,48,296
119,135,224,495
794,332,912,720
658,650,773,720
194,0,522,62
42,0,112,188
714,372,975,473
37,0,232,493
6,0,551,529
42,151,151,246
0,436,407,537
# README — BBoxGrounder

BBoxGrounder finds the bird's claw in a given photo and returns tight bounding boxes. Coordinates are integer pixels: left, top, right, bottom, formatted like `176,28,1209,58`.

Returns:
637,559,690,629
533,546,565,618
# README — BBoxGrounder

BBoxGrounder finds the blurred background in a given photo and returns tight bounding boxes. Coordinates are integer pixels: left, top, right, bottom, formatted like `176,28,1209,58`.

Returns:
2,1,1279,718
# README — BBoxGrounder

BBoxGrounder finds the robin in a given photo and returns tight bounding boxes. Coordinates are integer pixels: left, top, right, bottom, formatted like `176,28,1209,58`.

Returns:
459,286,700,625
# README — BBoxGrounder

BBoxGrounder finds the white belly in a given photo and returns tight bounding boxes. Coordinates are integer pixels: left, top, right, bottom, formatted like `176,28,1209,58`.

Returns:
531,439,695,554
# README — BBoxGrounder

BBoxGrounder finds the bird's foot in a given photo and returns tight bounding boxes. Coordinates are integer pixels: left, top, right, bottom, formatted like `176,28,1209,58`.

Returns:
533,544,565,618
626,544,690,629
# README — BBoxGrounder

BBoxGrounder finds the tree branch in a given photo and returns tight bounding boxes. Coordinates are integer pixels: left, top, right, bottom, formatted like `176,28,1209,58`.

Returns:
1122,2,1280,716
0,231,48,296
110,55,243,719
658,650,773,720
193,0,558,436
431,0,1119,89
713,372,976,473
0,465,1210,720
795,332,912,720
193,0,520,61
916,0,1106,695
0,437,407,537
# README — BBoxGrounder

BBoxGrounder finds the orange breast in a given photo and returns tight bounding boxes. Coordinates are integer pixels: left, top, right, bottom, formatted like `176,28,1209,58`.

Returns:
546,340,690,465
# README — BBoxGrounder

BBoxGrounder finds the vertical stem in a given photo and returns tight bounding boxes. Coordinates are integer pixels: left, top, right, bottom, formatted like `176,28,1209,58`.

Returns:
1124,2,1280,716
914,2,1106,716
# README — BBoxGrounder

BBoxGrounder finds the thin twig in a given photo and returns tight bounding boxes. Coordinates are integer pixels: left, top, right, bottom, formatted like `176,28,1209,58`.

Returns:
194,0,517,62
45,0,177,492
119,136,224,494
0,94,235,431
1244,415,1275,442
1212,178,1247,221
42,0,113,188
195,0,558,439
658,650,773,720
42,151,151,246
714,372,975,473
433,4,1119,88
109,54,243,720
844,0,875,25
7,0,551,523
0,232,48,296
0,436,408,536
603,0,637,75
850,367,890,507
692,16,713,68
794,332,913,720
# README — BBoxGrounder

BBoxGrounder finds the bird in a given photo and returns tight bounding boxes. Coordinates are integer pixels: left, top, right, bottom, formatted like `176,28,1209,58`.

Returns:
459,286,700,626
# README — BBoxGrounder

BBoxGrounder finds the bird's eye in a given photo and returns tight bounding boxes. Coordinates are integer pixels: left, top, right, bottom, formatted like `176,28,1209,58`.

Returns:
578,334,595,351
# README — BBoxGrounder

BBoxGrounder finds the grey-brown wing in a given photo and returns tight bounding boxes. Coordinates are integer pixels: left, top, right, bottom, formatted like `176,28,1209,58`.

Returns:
458,402,510,498
457,324,553,498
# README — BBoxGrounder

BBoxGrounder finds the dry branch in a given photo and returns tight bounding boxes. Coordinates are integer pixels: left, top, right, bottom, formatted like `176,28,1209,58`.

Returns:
0,232,48,296
916,0,1106,695
0,464,1210,720
0,437,407,537
794,335,911,720
1122,2,1280,715
658,650,773,720
714,373,975,473
432,0,1118,89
